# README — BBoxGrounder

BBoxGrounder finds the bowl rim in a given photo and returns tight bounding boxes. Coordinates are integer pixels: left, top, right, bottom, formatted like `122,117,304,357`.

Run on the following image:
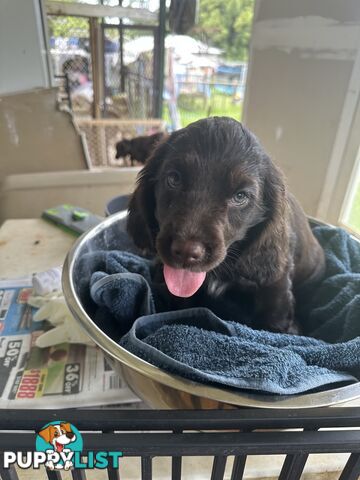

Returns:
62,211,360,409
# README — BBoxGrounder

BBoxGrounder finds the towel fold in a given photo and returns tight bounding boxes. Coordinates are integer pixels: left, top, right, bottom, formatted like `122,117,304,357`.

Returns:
80,224,360,395
121,308,358,394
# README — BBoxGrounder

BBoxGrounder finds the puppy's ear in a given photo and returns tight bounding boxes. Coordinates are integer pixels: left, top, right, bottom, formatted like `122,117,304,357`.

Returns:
248,157,290,283
38,426,53,444
127,141,168,253
61,422,72,433
262,159,287,226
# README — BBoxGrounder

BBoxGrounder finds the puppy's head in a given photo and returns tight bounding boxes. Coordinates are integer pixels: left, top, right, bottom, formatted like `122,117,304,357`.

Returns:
115,139,132,159
39,423,76,450
127,117,286,297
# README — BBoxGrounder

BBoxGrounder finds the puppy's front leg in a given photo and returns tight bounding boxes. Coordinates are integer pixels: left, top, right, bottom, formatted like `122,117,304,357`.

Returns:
254,273,300,334
62,449,74,470
45,461,55,471
45,449,56,470
63,460,73,470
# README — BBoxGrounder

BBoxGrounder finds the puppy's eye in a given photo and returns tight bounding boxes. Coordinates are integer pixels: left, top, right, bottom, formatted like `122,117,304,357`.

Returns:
166,171,181,188
231,191,249,206
54,431,59,437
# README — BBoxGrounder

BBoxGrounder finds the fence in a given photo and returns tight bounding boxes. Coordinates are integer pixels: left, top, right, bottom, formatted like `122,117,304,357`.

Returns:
47,7,162,120
165,72,246,128
49,22,94,115
103,26,157,119
0,407,359,479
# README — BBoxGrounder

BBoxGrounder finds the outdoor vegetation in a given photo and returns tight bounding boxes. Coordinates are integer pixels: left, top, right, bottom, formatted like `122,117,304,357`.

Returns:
347,180,360,233
191,0,254,61
163,90,242,128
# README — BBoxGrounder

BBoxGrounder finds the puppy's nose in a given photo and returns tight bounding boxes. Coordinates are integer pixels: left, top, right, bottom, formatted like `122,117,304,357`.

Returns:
171,239,205,265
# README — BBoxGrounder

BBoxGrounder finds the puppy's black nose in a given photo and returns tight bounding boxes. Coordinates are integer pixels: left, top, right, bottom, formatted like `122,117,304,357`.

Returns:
171,239,205,265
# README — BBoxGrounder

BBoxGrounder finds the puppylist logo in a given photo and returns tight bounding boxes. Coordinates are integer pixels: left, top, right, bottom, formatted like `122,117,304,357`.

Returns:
3,421,122,471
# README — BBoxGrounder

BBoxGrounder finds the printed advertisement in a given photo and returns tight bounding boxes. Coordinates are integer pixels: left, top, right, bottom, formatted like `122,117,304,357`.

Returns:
0,278,141,408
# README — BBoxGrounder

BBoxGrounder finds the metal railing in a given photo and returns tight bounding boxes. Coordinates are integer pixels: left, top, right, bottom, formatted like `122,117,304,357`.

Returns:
0,407,359,479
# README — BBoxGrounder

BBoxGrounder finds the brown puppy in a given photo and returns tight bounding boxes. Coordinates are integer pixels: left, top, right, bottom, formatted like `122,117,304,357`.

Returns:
127,117,325,334
115,132,166,165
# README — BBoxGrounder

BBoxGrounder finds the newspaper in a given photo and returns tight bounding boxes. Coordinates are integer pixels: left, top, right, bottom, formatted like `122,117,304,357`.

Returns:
0,277,142,408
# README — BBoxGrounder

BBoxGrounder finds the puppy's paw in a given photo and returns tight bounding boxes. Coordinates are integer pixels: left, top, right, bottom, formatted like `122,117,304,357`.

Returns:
64,460,73,470
270,319,301,335
260,315,301,335
45,461,55,470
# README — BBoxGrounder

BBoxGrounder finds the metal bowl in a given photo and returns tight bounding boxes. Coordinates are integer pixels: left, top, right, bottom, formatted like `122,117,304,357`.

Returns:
104,194,130,217
62,212,360,409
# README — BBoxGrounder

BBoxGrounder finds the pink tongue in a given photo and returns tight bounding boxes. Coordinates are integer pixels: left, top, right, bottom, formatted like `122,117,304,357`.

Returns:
163,265,206,298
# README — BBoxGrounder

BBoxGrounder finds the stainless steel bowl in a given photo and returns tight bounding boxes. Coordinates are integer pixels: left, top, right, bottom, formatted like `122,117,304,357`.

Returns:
62,212,360,409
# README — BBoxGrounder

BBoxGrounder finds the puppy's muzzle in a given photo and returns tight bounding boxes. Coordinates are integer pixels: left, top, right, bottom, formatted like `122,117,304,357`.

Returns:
170,239,205,267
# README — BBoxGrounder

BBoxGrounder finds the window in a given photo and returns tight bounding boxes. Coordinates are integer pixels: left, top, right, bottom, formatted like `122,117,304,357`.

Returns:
340,147,360,236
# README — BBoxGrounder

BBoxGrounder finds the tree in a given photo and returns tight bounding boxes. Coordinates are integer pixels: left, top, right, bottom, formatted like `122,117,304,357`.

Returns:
191,0,255,61
48,15,90,39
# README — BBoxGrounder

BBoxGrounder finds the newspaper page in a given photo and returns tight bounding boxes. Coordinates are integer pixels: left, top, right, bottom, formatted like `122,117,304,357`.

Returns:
0,277,142,408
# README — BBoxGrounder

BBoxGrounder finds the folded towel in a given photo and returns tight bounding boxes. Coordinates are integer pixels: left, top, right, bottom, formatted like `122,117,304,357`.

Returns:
121,308,358,394
82,224,360,395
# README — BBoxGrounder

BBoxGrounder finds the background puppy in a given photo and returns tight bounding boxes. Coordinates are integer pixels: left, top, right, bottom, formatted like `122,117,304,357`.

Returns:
115,131,166,165
127,117,325,334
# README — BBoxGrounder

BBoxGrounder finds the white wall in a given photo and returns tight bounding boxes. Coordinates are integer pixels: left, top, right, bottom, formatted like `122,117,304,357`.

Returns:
243,0,360,223
0,0,49,94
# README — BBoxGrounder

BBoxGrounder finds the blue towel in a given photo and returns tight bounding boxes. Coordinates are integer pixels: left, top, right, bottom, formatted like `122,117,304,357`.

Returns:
121,309,358,394
83,224,360,395
297,226,360,342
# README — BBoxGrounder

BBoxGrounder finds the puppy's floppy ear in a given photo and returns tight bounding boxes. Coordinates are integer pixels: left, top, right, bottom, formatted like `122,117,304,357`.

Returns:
247,156,290,284
127,140,168,253
262,158,287,225
61,422,72,433
38,426,53,444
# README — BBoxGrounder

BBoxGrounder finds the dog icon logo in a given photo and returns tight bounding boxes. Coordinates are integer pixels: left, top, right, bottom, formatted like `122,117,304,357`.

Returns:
36,421,83,471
